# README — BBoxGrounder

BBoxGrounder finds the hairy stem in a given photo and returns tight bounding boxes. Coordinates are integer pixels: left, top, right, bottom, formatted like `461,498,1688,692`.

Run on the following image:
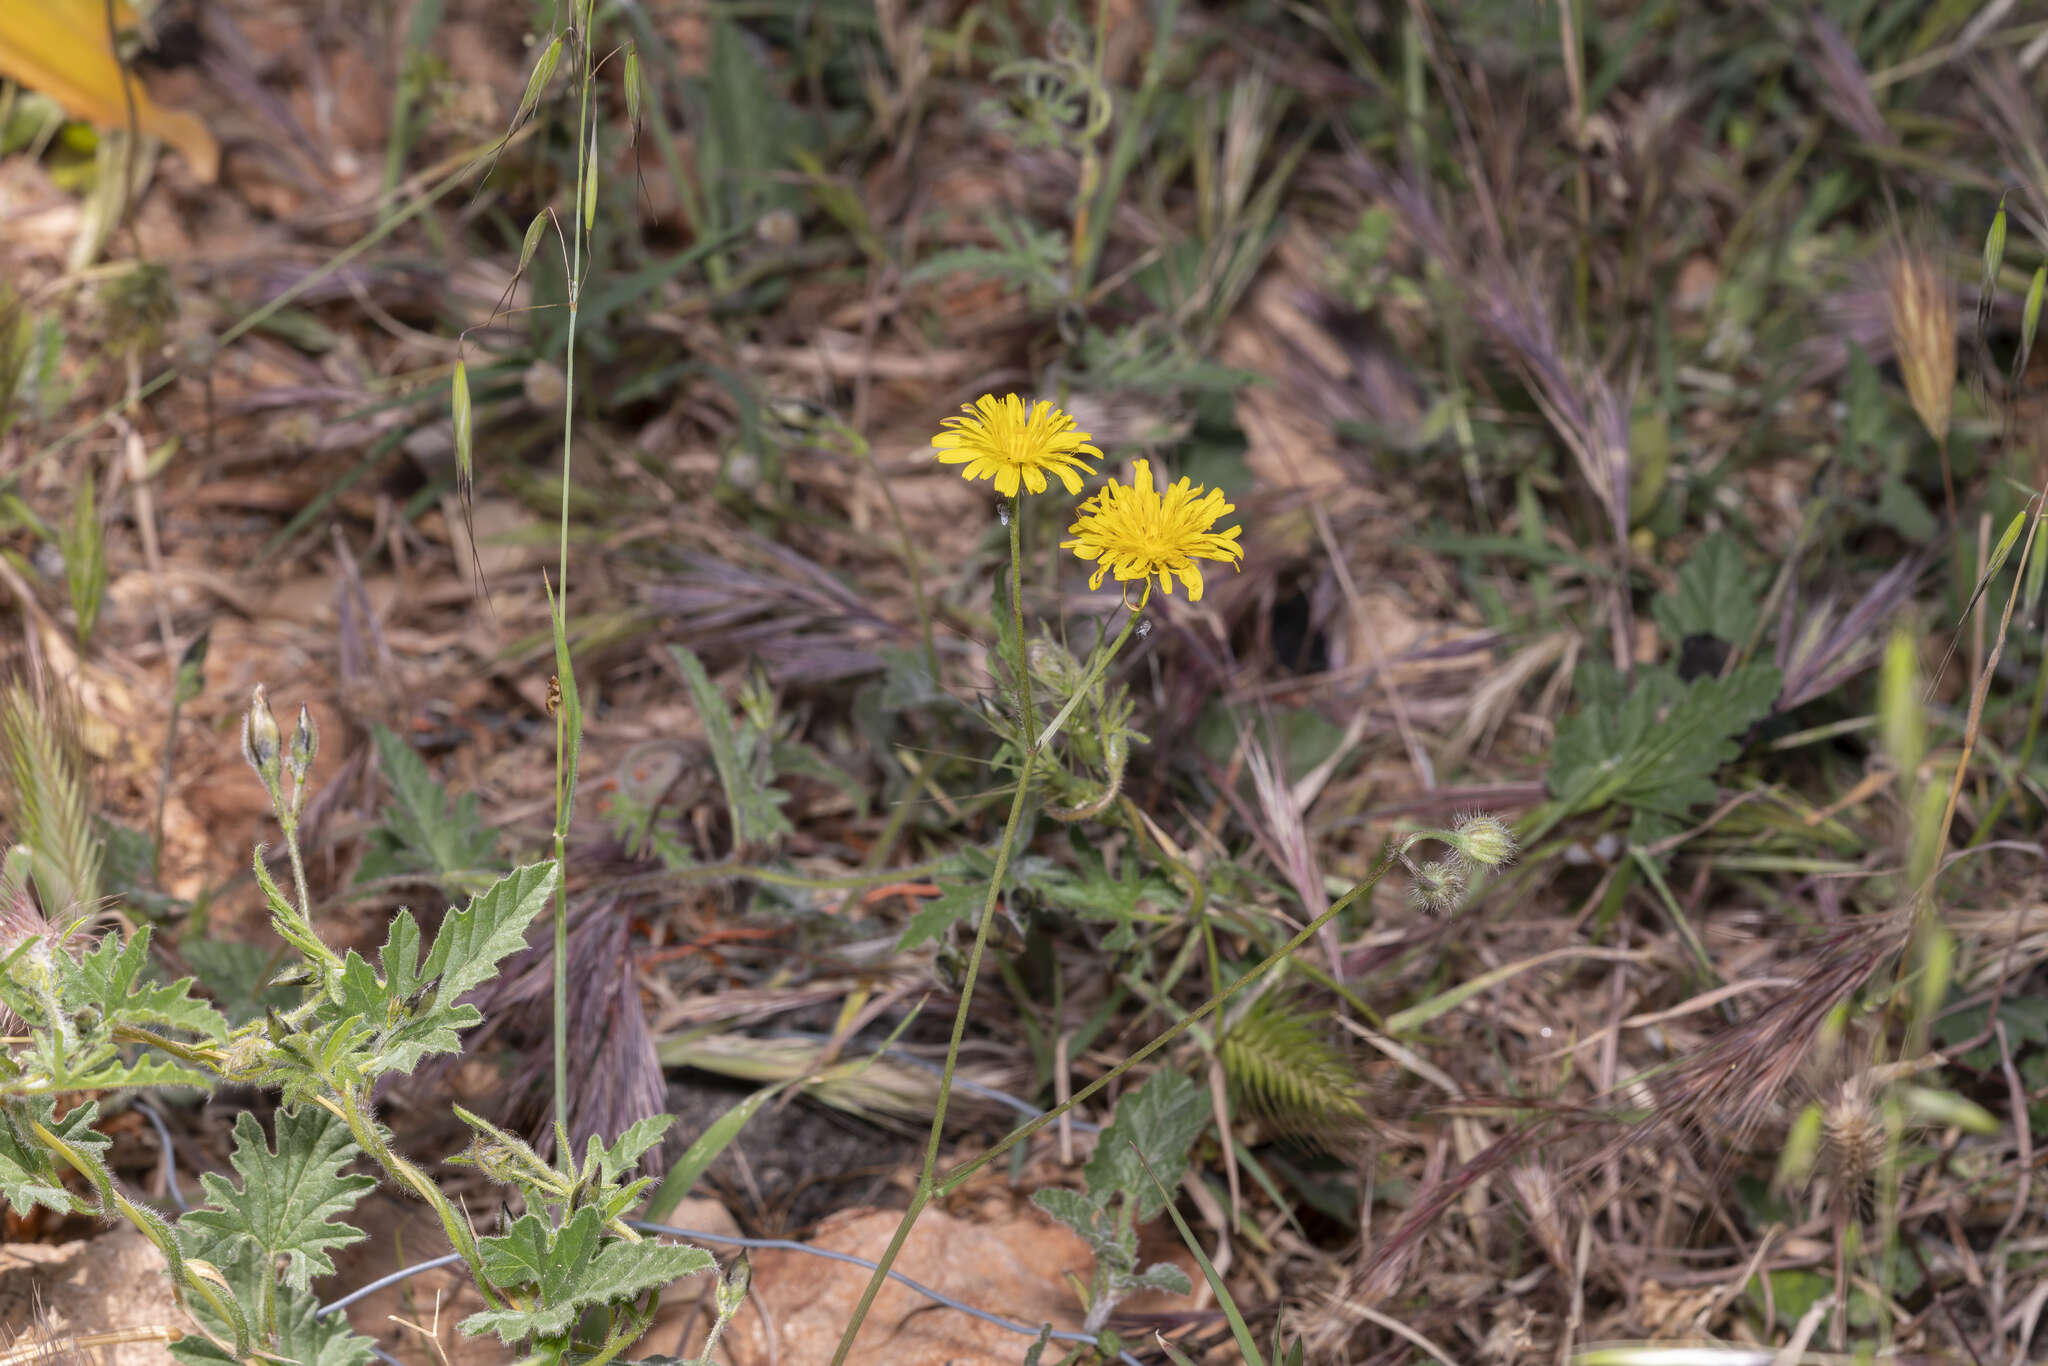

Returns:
1035,589,1147,753
326,1090,503,1310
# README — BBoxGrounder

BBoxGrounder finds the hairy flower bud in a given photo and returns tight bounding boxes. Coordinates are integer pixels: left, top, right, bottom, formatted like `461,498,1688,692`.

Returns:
288,703,319,785
717,1252,752,1315
1027,638,1083,692
241,685,281,787
1450,812,1518,871
1408,859,1465,914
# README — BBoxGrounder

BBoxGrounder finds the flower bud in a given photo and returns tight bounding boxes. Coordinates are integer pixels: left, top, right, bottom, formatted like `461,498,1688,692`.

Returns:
1408,859,1465,914
288,704,319,784
1450,812,1518,871
716,1252,751,1315
241,685,282,786
1027,638,1083,692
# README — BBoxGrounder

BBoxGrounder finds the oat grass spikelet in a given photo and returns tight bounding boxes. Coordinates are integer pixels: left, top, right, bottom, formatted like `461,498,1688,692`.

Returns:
932,393,1100,497
1883,242,1956,445
1062,459,1244,601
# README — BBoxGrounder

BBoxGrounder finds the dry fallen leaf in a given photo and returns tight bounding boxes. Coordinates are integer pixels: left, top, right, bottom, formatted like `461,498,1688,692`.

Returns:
0,0,219,182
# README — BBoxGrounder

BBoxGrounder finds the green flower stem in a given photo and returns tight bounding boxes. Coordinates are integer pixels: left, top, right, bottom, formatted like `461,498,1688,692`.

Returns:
33,1119,249,1352
1034,588,1149,754
1010,500,1037,742
934,846,1396,1198
278,809,313,934
827,746,1038,1366
327,1090,504,1310
829,510,1043,1366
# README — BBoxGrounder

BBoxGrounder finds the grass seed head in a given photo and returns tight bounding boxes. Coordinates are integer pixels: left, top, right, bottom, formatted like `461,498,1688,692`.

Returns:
1821,1072,1884,1206
1884,243,1957,445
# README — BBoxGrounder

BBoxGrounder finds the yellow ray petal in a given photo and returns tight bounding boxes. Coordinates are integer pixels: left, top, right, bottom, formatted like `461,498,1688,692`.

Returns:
0,0,219,182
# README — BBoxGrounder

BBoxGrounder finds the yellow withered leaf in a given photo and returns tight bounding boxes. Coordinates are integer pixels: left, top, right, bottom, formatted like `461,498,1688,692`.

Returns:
0,0,219,182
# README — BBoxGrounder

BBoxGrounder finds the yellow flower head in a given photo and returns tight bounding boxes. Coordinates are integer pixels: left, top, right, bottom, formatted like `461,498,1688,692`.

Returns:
932,394,1100,497
1061,459,1244,602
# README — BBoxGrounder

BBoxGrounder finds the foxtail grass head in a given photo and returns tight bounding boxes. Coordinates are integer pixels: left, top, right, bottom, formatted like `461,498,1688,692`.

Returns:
1884,242,1956,446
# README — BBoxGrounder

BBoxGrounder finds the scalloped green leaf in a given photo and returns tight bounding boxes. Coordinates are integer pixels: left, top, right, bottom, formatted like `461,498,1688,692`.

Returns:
459,1206,714,1343
179,1108,375,1292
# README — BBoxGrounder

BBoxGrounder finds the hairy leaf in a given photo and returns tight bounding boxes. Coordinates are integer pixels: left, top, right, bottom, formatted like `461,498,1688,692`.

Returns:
181,1108,375,1291
64,1051,215,1093
460,1206,714,1343
420,861,559,1012
1547,661,1781,824
588,1113,674,1188
357,724,502,886
894,880,985,951
1086,1069,1208,1223
329,907,490,1076
1131,1260,1195,1295
178,939,297,1027
63,928,226,1041
1037,839,1177,953
1030,1183,1100,1235
169,1240,376,1366
1651,531,1763,649
0,1097,103,1214
671,646,791,849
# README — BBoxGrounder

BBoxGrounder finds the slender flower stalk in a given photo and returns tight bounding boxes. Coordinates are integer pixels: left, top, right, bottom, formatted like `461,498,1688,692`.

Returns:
1034,585,1149,753
1010,500,1036,741
821,473,1053,1366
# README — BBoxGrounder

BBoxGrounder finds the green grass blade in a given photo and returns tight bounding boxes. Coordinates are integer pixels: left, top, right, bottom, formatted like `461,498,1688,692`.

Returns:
644,1079,791,1223
1130,1143,1264,1366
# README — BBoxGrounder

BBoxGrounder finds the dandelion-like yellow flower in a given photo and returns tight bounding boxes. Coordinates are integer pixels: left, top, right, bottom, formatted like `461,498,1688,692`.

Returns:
1061,459,1244,602
931,394,1100,497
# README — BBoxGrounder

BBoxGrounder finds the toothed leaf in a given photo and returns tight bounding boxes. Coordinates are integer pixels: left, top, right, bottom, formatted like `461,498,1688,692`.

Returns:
1547,661,1780,823
0,1097,103,1214
180,1108,375,1292
169,1239,376,1366
420,861,558,1011
357,725,503,888
1085,1068,1208,1223
459,1206,714,1343
587,1113,674,1187
63,927,226,1041
1651,531,1763,650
